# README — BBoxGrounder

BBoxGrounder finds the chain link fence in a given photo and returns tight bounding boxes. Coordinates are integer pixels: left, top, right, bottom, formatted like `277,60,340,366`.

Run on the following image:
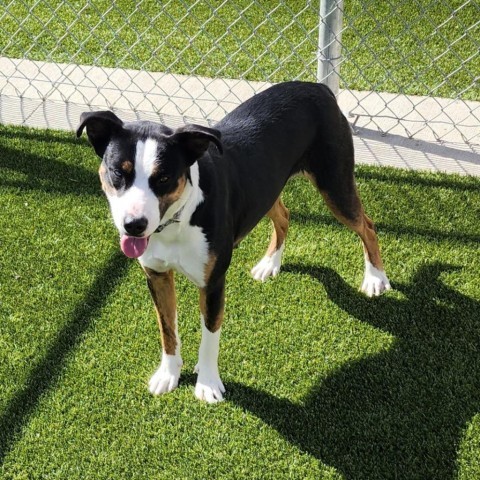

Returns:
0,1,479,161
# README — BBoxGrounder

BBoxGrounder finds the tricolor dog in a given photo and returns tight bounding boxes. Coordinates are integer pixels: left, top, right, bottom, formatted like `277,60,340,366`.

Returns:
77,81,390,403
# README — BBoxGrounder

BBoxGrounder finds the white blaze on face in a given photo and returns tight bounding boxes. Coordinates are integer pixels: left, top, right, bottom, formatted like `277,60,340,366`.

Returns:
107,138,161,236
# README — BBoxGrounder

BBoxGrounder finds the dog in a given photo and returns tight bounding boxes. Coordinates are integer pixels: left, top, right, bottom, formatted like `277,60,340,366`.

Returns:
76,81,391,403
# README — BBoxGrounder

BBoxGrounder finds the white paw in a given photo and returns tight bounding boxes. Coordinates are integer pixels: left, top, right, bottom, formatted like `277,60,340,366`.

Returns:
250,244,284,282
149,355,183,396
194,364,226,403
361,262,391,297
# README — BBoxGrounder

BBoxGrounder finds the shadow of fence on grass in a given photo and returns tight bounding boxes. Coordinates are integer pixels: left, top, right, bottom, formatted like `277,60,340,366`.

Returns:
292,211,480,246
0,126,81,145
355,166,480,193
0,252,130,464
0,140,101,196
228,263,480,479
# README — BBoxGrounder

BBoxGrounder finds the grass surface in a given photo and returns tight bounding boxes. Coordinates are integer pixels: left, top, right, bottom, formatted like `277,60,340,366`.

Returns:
1,124,480,479
0,1,478,100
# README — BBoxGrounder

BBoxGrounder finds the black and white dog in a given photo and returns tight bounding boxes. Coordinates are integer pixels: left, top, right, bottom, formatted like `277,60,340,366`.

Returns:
77,81,390,403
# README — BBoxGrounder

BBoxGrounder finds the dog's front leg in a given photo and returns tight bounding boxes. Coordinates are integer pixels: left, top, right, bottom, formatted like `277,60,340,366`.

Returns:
143,268,183,396
194,277,226,403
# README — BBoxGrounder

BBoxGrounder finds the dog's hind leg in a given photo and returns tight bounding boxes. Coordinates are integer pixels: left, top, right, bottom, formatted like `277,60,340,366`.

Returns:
251,197,290,282
143,268,183,395
306,172,391,297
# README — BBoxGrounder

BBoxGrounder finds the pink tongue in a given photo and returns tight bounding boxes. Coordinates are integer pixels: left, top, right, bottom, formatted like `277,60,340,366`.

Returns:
120,235,149,258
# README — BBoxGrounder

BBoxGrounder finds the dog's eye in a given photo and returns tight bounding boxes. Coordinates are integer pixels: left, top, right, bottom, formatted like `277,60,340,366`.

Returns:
112,169,123,179
159,175,170,184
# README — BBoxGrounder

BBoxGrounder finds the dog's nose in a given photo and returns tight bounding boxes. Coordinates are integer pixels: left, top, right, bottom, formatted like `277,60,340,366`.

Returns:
124,216,148,236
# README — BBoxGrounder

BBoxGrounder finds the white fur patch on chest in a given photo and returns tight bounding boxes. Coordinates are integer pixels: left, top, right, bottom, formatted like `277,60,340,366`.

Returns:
140,223,209,288
138,161,209,287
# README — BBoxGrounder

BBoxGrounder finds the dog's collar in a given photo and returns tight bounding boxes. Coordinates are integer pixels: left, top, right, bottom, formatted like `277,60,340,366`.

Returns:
154,205,185,234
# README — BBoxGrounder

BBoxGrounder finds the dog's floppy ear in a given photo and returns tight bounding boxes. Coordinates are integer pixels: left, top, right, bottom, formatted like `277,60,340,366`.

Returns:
76,111,124,158
169,124,223,164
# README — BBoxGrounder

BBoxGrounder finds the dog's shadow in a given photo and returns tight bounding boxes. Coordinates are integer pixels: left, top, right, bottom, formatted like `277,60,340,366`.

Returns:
226,263,480,479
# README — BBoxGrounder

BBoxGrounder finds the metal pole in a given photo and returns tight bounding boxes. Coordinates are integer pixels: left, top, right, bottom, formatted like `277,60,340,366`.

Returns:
317,0,344,95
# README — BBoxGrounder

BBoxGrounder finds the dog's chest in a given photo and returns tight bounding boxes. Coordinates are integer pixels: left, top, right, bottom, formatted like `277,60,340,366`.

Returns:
140,224,209,287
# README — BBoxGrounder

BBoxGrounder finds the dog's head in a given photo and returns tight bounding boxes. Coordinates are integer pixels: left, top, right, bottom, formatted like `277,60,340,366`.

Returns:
77,111,222,258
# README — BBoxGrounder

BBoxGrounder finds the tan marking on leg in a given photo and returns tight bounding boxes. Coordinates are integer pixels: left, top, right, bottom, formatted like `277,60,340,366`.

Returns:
203,253,217,285
357,213,385,271
265,198,290,256
143,267,178,355
251,197,289,281
321,190,384,271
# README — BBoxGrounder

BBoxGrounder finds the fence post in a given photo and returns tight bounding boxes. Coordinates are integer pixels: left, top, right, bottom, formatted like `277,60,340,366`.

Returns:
317,0,344,95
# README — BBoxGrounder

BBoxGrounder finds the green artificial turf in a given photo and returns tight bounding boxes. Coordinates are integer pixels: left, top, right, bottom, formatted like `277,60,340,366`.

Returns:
0,0,478,100
1,124,480,479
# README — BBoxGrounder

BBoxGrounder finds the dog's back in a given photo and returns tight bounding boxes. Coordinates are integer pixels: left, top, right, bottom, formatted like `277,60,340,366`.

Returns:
213,81,354,243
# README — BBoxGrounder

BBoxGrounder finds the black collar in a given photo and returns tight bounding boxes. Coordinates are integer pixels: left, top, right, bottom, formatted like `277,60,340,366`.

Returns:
154,205,185,234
